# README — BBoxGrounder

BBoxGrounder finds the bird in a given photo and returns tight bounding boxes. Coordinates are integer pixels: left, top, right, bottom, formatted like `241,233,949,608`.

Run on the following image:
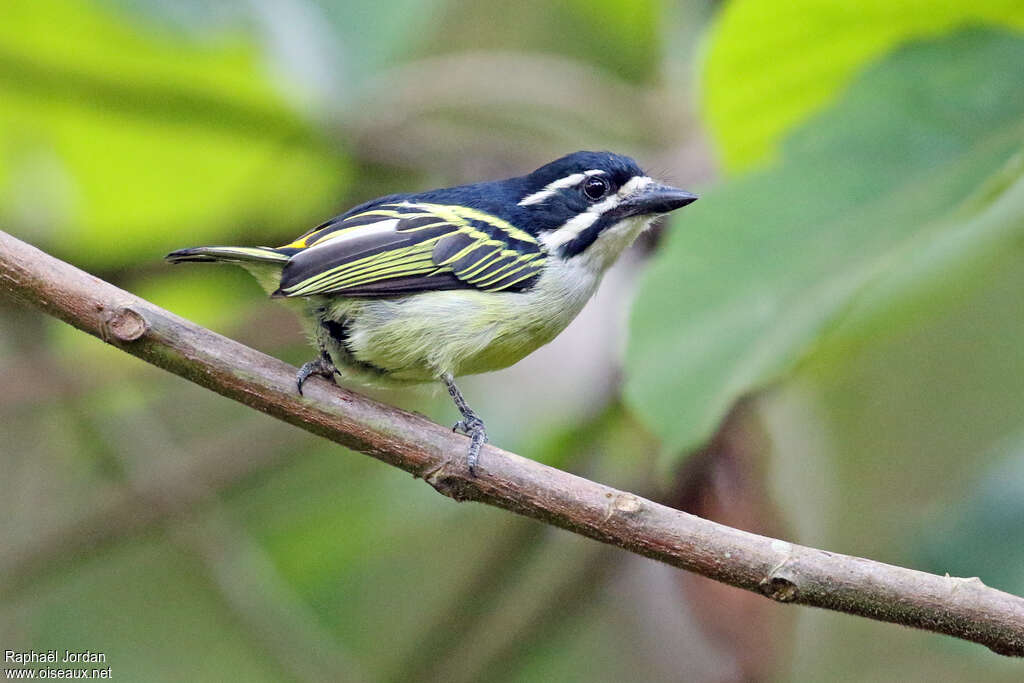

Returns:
166,151,697,474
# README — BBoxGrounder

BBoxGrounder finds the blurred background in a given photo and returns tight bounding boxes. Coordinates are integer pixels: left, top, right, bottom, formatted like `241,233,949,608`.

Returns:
2,0,1024,680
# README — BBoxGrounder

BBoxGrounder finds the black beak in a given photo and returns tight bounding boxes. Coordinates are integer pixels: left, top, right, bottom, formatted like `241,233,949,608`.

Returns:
615,183,698,218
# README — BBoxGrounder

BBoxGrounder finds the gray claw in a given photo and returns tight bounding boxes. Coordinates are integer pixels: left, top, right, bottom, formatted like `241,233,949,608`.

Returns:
466,424,487,476
442,373,488,476
453,415,487,475
296,356,337,395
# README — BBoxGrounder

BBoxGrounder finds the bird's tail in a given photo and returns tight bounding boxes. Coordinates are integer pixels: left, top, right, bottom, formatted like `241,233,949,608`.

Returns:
166,246,291,296
165,246,290,265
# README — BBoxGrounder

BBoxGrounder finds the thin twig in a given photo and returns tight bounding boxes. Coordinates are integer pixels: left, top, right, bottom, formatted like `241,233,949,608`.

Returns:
2,229,1023,657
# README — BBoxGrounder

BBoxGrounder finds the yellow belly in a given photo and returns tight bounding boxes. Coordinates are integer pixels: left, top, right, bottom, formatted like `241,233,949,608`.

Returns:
319,260,600,384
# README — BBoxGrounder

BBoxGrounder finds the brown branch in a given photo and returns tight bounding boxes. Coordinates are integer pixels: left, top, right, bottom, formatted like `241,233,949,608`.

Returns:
2,229,1023,657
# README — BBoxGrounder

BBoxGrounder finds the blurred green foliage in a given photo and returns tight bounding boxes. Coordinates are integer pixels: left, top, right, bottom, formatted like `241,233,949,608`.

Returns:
423,0,662,83
3,0,1024,681
917,433,1024,596
0,0,348,268
703,0,1024,171
628,27,1024,458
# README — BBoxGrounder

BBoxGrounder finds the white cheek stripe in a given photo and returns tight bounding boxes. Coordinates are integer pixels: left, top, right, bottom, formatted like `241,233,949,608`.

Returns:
305,219,399,252
518,169,605,206
541,176,653,250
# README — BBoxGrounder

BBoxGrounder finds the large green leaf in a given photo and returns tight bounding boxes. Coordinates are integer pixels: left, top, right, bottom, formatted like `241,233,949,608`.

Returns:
0,0,349,268
703,0,1024,172
625,28,1024,458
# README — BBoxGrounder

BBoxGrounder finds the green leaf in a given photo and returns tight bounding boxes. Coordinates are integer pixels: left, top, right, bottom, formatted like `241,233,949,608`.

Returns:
808,152,1024,360
625,28,1024,459
0,0,349,268
703,0,1024,172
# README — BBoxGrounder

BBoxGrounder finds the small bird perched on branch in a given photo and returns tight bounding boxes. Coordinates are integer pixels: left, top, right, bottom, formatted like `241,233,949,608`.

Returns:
167,151,696,473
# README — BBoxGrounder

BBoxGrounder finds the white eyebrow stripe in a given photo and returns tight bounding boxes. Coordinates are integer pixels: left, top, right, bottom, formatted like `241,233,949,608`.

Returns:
540,175,654,250
518,169,605,206
618,175,653,196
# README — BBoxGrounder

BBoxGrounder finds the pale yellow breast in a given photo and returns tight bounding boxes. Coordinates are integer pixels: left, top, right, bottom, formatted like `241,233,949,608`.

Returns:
325,258,600,382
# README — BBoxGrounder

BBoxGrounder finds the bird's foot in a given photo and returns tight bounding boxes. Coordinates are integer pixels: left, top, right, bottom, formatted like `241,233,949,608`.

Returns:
452,414,488,476
296,355,338,395
442,373,489,476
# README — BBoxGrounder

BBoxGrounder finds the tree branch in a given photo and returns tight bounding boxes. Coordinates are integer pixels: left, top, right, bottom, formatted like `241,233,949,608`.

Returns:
2,229,1023,657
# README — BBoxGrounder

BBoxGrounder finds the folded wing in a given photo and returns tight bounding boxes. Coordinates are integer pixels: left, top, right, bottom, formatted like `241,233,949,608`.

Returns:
275,202,546,297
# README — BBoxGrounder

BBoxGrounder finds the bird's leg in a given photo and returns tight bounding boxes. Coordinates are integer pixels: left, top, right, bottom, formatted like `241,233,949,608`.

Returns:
296,349,339,395
442,373,487,475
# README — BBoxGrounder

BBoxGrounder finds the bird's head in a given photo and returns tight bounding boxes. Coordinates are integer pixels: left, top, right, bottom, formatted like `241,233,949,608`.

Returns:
512,151,697,268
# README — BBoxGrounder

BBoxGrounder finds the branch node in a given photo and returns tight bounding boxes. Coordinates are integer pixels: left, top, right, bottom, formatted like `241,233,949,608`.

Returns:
759,575,798,602
103,306,149,343
604,492,644,521
423,459,476,502
948,575,986,590
760,544,799,602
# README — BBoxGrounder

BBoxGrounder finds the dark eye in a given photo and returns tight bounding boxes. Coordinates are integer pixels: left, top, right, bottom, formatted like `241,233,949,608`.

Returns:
583,176,610,201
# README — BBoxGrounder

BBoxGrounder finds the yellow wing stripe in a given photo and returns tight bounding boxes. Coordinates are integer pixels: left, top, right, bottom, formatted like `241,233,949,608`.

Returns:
470,253,542,287
290,241,541,294
325,235,449,278
282,202,536,251
436,237,507,266
278,201,544,295
466,260,518,286
287,244,422,289
284,228,463,294
280,209,435,249
285,246,436,294
318,256,436,291
383,202,537,244
290,231,448,287
454,248,507,278
490,270,542,291
398,219,450,233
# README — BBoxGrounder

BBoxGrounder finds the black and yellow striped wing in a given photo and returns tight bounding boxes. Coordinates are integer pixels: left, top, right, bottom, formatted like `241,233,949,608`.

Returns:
274,202,546,298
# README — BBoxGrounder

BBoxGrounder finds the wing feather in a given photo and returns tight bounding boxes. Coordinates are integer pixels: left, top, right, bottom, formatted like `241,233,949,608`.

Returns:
276,202,545,297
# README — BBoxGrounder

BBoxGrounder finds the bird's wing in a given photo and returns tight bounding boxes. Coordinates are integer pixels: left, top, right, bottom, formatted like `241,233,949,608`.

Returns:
274,202,546,297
